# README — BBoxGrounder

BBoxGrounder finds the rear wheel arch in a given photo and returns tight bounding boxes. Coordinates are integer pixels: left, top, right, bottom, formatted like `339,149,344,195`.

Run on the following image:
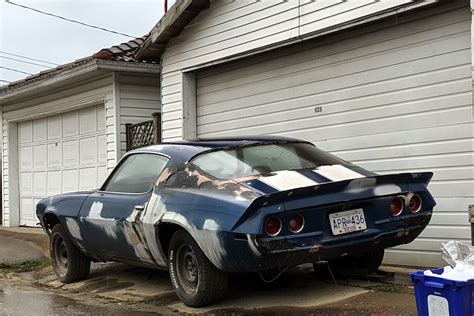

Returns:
157,222,189,263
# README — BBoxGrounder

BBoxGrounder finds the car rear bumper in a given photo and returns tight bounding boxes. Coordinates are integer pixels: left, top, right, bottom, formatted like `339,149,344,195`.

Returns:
212,211,431,273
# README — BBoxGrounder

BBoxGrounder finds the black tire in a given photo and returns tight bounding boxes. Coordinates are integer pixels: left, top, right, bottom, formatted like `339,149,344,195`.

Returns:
50,224,90,283
168,229,227,307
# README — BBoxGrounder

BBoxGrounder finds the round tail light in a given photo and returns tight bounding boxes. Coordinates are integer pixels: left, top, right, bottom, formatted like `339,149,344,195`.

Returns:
390,197,404,216
264,216,282,236
409,194,422,213
289,214,305,233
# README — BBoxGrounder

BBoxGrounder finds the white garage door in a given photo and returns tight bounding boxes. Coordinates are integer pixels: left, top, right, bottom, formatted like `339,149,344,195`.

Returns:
18,105,107,226
196,7,473,267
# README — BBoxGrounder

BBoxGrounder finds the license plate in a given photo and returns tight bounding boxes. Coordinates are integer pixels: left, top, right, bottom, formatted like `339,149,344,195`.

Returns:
329,208,367,236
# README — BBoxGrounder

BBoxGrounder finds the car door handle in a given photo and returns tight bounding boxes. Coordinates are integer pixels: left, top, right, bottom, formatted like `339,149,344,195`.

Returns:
135,204,146,211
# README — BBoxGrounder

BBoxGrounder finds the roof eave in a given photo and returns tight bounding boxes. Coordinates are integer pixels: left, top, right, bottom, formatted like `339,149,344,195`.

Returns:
136,0,209,61
0,60,160,105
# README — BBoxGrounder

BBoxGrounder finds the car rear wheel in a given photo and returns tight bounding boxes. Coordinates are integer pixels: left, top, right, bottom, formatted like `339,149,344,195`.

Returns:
50,224,90,283
168,229,227,307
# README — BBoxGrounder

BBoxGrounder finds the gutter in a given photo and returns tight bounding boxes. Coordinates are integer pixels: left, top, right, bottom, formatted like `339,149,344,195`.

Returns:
0,59,160,104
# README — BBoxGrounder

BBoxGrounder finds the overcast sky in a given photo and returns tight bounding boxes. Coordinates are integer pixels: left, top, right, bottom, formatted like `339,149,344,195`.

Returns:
0,0,171,84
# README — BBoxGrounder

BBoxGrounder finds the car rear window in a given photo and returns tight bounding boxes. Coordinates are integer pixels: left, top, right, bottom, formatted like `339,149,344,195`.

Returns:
191,142,347,180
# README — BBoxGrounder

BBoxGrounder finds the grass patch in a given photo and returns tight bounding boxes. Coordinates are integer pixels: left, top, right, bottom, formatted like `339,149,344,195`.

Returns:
15,259,51,273
0,260,50,275
371,283,404,293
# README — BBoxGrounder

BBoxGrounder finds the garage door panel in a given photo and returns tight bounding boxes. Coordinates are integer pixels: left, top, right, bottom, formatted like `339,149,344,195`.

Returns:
197,32,470,105
97,106,105,131
79,107,97,134
47,115,62,140
19,147,33,171
201,106,471,140
32,118,47,142
198,91,470,135
79,167,97,191
62,169,79,192
33,172,47,196
357,153,472,172
63,140,79,167
20,198,34,221
33,145,47,171
62,111,79,137
47,143,62,168
18,121,32,144
197,55,471,118
47,171,61,196
336,139,472,162
19,173,33,196
79,137,98,166
98,135,107,164
322,124,472,152
98,166,108,187
198,66,470,126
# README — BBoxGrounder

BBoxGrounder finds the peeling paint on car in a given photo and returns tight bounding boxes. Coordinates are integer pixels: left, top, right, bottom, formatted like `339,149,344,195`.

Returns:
35,138,437,274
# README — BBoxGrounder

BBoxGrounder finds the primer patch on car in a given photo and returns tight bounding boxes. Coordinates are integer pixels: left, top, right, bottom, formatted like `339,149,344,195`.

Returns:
258,170,319,191
88,201,105,220
314,165,365,182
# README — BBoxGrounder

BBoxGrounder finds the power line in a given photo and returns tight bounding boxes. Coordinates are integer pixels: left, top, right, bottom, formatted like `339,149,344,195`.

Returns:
0,51,58,66
5,0,138,38
0,66,33,75
0,56,52,68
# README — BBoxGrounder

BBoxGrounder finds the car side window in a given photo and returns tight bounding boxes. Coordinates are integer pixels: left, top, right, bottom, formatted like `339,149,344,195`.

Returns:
103,153,168,193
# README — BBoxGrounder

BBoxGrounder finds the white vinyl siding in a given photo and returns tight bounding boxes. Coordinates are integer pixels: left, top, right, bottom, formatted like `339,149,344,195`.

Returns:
160,0,427,140
116,74,161,156
193,7,473,267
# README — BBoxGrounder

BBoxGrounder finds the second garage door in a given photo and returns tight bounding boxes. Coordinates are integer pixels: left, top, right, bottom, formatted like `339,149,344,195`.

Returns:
195,7,473,266
18,105,107,226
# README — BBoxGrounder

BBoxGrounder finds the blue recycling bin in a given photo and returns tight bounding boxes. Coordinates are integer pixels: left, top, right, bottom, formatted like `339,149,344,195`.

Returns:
410,268,474,315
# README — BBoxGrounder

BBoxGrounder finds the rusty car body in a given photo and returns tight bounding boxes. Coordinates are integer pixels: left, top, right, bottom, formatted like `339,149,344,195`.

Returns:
36,136,436,306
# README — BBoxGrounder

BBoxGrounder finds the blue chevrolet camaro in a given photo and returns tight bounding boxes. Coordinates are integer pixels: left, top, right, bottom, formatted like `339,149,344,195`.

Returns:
36,136,435,307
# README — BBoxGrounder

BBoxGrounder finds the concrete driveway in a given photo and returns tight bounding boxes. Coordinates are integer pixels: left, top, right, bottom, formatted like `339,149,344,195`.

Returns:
0,227,419,315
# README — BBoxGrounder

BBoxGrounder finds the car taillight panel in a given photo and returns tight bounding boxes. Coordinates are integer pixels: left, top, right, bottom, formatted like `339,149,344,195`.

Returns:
264,216,282,236
289,214,305,233
409,194,422,213
390,197,404,216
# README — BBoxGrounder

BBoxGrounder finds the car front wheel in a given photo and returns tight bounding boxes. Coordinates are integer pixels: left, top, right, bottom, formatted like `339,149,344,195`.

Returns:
50,224,90,283
168,229,227,307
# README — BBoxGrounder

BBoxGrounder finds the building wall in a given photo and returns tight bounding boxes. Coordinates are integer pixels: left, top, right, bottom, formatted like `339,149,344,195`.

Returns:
0,72,161,226
116,73,161,156
160,0,429,140
158,1,473,267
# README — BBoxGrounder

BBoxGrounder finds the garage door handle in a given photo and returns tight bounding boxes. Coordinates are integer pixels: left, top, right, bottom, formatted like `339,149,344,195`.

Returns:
425,281,445,289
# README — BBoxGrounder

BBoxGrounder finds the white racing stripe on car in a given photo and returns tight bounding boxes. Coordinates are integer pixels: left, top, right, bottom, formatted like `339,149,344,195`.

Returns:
314,164,365,182
258,170,319,191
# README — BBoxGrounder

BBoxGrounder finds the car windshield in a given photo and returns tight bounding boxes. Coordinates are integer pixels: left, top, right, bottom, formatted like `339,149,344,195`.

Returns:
191,142,348,179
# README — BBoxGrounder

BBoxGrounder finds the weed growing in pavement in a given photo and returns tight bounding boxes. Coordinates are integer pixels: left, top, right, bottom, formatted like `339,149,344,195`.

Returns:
15,260,51,272
0,260,50,276
371,283,404,293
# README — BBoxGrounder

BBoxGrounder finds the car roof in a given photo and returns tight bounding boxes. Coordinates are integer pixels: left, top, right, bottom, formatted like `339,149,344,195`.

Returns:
129,136,311,163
